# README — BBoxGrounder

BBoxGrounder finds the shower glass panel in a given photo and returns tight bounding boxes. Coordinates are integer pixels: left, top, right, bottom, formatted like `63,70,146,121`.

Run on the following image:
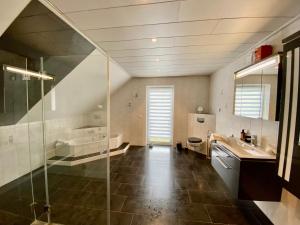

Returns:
0,55,45,224
41,51,109,224
0,1,110,224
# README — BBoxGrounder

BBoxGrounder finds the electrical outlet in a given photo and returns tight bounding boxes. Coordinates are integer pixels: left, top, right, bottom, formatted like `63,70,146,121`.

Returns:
8,135,13,144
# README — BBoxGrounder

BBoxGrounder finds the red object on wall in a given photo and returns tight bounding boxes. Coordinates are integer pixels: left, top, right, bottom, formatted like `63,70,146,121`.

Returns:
255,45,273,62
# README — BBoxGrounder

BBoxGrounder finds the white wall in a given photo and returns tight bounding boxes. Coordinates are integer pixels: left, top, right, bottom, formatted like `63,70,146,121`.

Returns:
209,17,300,225
111,76,210,146
0,0,30,36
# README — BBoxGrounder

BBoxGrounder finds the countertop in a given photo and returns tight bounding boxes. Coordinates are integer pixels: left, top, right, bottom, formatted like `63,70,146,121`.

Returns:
215,139,277,160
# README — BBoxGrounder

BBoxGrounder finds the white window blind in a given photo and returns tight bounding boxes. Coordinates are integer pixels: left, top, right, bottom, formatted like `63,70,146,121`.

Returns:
147,86,174,145
234,84,262,118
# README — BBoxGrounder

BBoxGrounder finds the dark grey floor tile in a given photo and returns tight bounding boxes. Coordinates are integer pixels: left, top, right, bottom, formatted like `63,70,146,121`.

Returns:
205,205,258,225
0,196,42,220
131,214,178,225
121,198,171,215
170,203,211,222
86,194,126,211
189,191,231,206
53,175,90,190
143,176,176,187
84,180,120,194
50,189,90,206
39,204,94,225
111,166,138,175
175,178,212,191
116,183,151,198
178,220,213,225
0,210,33,225
106,211,133,225
151,187,190,204
112,173,144,185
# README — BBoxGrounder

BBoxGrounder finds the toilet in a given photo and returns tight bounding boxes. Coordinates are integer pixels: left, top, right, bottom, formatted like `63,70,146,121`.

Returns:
187,137,202,152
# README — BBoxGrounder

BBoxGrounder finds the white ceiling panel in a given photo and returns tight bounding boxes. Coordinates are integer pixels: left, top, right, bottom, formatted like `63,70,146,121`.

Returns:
84,20,218,41
51,0,184,13
48,0,300,77
65,1,180,29
113,54,237,63
98,38,175,51
126,64,224,71
213,17,291,34
108,44,249,57
179,0,300,21
98,33,267,51
130,67,216,77
119,59,232,67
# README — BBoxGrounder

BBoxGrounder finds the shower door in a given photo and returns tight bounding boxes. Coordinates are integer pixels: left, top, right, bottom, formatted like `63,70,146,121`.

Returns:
0,55,47,224
41,51,110,225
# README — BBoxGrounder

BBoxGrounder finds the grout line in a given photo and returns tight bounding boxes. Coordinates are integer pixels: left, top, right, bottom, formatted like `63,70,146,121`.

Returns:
111,51,240,59
98,32,270,43
203,204,213,223
119,196,128,212
62,0,187,14
83,16,292,31
128,213,134,225
105,43,251,52
187,190,192,204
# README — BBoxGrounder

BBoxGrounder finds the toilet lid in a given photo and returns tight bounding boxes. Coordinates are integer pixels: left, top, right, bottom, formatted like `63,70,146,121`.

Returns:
188,137,202,143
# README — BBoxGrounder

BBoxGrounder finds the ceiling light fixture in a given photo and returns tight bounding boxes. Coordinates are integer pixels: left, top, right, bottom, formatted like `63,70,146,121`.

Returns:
151,38,157,43
235,55,280,79
156,58,160,62
3,65,54,80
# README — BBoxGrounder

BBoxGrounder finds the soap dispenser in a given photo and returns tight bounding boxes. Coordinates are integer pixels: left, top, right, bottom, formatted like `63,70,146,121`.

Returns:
240,129,246,141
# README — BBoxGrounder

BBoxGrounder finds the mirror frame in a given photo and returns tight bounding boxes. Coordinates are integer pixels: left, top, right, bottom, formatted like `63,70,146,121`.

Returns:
233,54,283,121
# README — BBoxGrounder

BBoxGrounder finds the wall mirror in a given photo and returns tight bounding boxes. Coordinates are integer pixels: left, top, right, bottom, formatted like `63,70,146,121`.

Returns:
234,54,282,121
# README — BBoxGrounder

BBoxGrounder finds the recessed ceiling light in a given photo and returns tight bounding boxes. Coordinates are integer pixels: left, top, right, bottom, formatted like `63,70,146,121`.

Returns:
156,58,160,62
151,38,157,43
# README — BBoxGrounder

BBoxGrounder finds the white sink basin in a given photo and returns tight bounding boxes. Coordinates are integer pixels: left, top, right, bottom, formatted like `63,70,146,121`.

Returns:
243,149,269,157
222,137,276,159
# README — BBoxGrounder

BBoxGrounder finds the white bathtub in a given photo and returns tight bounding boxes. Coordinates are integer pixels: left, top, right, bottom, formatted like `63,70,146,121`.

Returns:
55,126,107,157
109,134,123,149
54,127,123,158
55,137,106,157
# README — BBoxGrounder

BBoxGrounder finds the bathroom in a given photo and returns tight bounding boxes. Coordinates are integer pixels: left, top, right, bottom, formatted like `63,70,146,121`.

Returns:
0,0,300,225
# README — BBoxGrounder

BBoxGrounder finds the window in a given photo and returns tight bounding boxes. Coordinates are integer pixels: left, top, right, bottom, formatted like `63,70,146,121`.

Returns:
234,84,270,119
146,86,174,145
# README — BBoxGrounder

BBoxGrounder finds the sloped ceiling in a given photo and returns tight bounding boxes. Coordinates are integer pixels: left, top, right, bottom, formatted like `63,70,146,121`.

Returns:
49,0,300,77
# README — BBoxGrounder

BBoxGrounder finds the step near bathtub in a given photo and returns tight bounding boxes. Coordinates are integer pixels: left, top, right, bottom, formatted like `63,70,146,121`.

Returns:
47,143,130,166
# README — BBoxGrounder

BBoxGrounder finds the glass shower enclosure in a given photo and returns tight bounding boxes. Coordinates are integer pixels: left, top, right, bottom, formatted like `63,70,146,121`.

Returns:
0,0,110,224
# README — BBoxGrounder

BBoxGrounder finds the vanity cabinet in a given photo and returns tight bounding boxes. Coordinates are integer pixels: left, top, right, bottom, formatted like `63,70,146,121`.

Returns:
211,143,281,201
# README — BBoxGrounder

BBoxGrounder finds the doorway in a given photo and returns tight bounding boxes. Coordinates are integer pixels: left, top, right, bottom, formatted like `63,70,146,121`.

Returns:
146,86,174,145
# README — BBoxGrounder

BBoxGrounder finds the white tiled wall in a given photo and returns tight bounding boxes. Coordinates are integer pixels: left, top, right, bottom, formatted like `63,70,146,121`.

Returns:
0,114,98,188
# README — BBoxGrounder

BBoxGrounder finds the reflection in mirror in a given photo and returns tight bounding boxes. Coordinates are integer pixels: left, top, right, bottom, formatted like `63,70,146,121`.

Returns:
234,54,281,121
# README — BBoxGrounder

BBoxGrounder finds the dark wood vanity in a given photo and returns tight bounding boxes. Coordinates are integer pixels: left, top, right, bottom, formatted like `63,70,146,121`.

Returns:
211,142,282,201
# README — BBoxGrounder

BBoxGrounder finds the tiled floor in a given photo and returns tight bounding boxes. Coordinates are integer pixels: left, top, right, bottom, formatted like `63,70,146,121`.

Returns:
0,146,272,225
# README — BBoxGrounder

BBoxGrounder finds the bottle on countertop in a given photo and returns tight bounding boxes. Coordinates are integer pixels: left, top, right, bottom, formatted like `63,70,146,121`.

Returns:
240,129,246,141
244,130,251,143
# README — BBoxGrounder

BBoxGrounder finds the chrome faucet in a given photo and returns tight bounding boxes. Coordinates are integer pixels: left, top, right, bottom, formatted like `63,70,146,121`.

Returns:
251,135,258,146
